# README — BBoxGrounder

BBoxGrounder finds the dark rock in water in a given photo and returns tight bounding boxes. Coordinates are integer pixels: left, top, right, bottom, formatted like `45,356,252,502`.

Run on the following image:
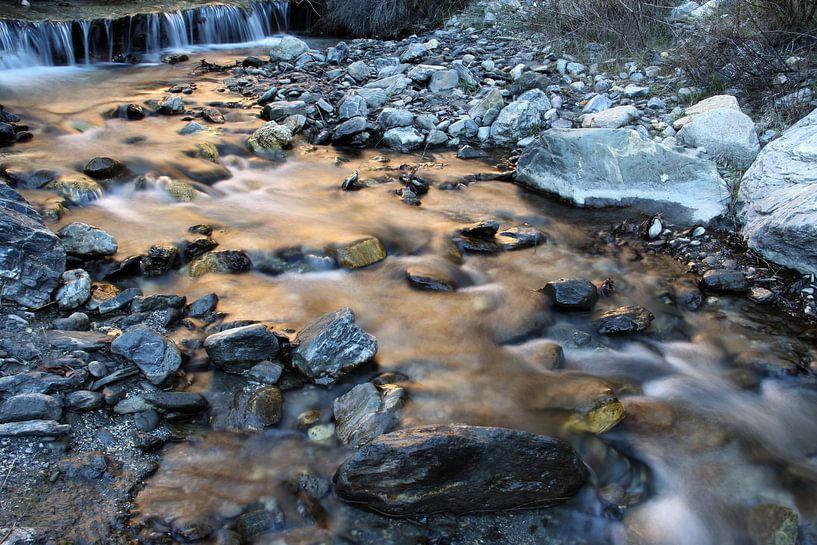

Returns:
126,104,146,120
189,250,252,277
202,107,225,124
331,237,387,269
541,279,599,311
497,226,546,250
183,236,218,261
0,420,70,437
187,293,219,318
292,308,378,385
0,393,62,423
0,186,66,308
452,235,500,254
700,269,749,293
83,157,126,179
406,267,455,292
141,243,179,277
188,224,214,236
594,306,654,334
262,101,307,122
204,323,280,374
157,95,185,115
332,116,367,143
65,390,103,411
334,424,588,515
243,56,265,68
247,361,284,384
110,325,182,385
747,503,799,545
460,220,500,238
143,392,208,414
131,294,186,314
230,386,283,429
0,108,20,123
57,222,118,257
334,382,405,448
49,176,103,206
15,131,34,143
673,279,703,310
457,145,487,160
98,287,142,314
0,122,15,145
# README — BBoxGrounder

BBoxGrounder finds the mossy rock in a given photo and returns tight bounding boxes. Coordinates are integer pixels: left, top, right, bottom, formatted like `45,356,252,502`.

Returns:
565,396,625,434
189,250,252,278
195,142,219,163
247,121,293,159
165,179,196,202
49,176,103,206
332,237,387,269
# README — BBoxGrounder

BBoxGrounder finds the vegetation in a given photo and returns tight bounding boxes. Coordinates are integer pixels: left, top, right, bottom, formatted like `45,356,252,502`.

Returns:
316,0,469,38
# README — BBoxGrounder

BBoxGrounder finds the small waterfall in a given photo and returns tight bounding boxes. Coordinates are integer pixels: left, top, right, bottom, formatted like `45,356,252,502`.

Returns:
0,0,292,70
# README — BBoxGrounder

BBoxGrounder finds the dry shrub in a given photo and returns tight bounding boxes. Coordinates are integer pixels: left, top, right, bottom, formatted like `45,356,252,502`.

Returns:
317,0,469,38
528,0,677,54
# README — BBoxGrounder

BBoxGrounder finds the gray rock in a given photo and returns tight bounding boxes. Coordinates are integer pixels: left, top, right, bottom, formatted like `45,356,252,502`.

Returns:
738,108,817,274
496,226,546,250
0,370,87,395
347,60,371,81
55,269,91,309
0,186,66,308
157,95,185,115
270,35,309,62
65,390,103,411
701,269,749,292
356,88,388,109
0,420,70,437
131,294,185,314
98,287,142,314
334,382,405,448
490,89,551,145
669,1,700,20
383,126,425,153
448,118,478,138
333,116,368,142
46,330,109,351
143,391,208,413
677,108,759,167
469,88,505,125
364,75,411,96
83,156,125,179
407,64,445,83
52,311,90,331
0,393,62,423
594,306,654,334
400,43,428,63
111,325,182,385
377,108,414,130
334,425,588,515
57,222,118,257
516,128,727,223
582,105,640,129
327,41,348,64
204,323,280,373
262,101,307,122
178,122,205,135
429,70,460,93
187,293,218,318
229,386,283,429
338,95,369,120
623,84,650,98
141,243,179,277
541,279,599,310
247,361,284,384
582,94,613,114
292,308,377,385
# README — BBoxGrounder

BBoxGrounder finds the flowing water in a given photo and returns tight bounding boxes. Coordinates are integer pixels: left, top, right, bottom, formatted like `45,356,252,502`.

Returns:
1,38,816,545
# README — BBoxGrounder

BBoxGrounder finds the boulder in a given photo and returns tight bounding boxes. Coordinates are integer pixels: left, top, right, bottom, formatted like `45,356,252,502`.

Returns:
677,108,759,167
57,222,118,257
157,95,185,115
490,89,551,145
347,60,371,81
189,250,252,277
334,382,405,447
0,420,70,437
141,243,179,276
594,306,654,334
332,237,387,269
248,121,293,158
270,36,309,62
110,325,182,385
582,105,640,129
0,393,62,423
261,101,307,122
49,176,103,206
0,186,66,308
468,88,505,125
204,323,280,373
428,70,459,93
83,156,125,179
334,425,588,515
377,108,414,130
292,308,377,385
738,108,817,274
700,269,749,292
382,127,425,153
400,43,428,63
516,128,726,223
541,279,599,310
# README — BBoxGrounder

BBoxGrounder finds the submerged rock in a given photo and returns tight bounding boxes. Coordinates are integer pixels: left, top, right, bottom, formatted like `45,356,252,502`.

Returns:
229,386,283,429
747,504,799,545
541,279,599,311
157,95,185,115
516,128,726,223
293,308,378,385
334,382,405,447
594,306,654,334
141,243,179,277
331,237,387,269
83,156,126,179
57,222,118,257
334,425,588,515
111,325,182,385
49,176,103,206
189,250,252,277
204,324,280,374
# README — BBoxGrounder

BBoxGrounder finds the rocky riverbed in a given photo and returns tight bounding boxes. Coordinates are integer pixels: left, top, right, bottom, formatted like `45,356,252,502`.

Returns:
1,1,817,544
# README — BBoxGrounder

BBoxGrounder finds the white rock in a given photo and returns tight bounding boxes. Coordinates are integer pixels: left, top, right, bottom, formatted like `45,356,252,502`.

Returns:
677,108,759,167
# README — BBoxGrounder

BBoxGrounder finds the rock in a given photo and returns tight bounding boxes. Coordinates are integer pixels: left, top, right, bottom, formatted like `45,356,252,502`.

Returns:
469,88,505,125
332,237,387,269
202,107,224,124
594,306,654,334
700,269,749,292
247,361,284,384
686,94,740,115
292,307,378,385
673,280,703,310
97,287,142,314
83,157,125,179
0,420,70,437
347,60,371,81
262,101,307,122
46,330,110,351
400,43,428,63
738,108,817,275
747,504,799,545
457,145,486,159
270,35,309,62
338,95,369,120
677,108,759,167
178,121,206,135
623,84,649,98
429,69,460,93
248,121,293,158
110,325,182,385
334,425,588,515
0,187,66,308
0,393,62,423
334,382,405,447
157,95,185,115
582,94,614,114
669,1,701,20
490,89,551,145
0,122,15,144
582,105,640,129
327,41,349,64
57,222,118,257
356,88,388,109
406,267,454,291
56,269,91,309
516,129,726,223
131,294,186,314
541,279,599,311
52,312,90,331
382,126,425,152
377,108,414,130
189,250,252,277
332,116,368,143
0,371,87,395
749,286,776,304
141,243,179,276
187,293,218,317
49,176,103,206
496,226,546,250
143,392,208,414
204,323,280,374
65,390,103,411
231,386,283,429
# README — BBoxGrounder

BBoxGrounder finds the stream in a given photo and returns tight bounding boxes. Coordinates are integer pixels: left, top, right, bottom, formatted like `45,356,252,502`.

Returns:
1,35,817,545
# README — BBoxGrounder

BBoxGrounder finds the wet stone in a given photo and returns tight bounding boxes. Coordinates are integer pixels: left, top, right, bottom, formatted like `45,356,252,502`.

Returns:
187,293,219,318
46,330,110,351
131,294,186,314
229,386,283,429
0,420,70,437
189,250,252,277
204,323,280,374
247,361,284,384
541,279,599,311
143,392,208,414
0,393,62,423
83,157,126,179
97,287,142,314
57,222,118,257
673,279,703,310
134,409,160,432
496,226,546,250
460,220,500,238
334,382,405,448
292,308,378,385
140,243,179,277
748,504,799,545
183,236,218,261
52,311,90,331
56,268,91,309
110,325,182,385
65,390,103,411
701,269,750,293
334,424,589,516
235,507,285,540
406,267,455,292
0,370,88,395
332,237,387,269
595,306,654,334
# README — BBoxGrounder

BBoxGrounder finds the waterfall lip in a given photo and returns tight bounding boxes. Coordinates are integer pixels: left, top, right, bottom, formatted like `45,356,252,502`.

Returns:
0,0,292,70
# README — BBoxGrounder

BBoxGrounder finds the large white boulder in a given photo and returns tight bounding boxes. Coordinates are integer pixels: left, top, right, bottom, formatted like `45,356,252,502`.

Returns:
677,108,759,167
